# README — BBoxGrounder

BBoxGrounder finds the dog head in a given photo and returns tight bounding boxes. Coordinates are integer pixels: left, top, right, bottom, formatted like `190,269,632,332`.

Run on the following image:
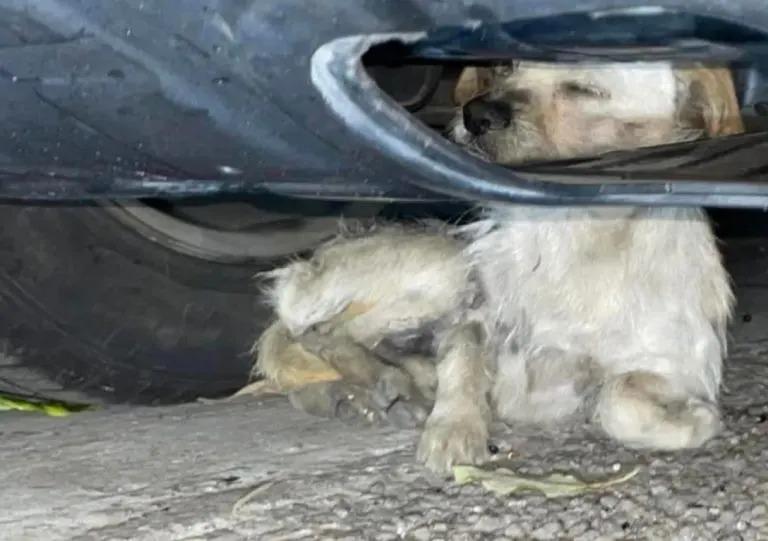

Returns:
451,62,743,165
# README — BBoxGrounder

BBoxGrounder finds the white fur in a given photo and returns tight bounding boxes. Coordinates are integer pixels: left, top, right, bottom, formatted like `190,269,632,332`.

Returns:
257,62,735,473
266,228,473,347
470,205,730,430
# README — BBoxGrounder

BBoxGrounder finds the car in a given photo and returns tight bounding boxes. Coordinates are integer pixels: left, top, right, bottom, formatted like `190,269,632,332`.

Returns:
2,0,768,405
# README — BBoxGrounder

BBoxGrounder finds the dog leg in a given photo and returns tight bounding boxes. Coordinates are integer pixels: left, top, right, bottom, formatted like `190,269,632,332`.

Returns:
257,230,471,426
493,347,599,426
255,320,431,427
398,354,438,402
417,322,491,473
296,328,431,428
288,380,389,424
253,321,342,391
595,371,722,449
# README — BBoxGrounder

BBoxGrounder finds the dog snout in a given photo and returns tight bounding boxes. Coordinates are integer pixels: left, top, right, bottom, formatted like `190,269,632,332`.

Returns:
462,96,512,136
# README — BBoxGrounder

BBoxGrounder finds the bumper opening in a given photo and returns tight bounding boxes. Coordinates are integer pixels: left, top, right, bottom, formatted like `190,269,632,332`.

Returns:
312,8,768,208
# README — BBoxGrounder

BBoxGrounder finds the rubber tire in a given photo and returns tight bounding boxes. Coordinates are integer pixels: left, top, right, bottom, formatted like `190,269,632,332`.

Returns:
0,201,276,405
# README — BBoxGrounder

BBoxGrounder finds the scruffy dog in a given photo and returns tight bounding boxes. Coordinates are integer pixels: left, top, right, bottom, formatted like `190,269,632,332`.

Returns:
254,62,742,473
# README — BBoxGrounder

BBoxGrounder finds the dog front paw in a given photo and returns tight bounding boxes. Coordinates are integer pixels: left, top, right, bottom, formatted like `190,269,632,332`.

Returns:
417,415,490,474
288,381,384,424
372,368,430,429
287,379,429,429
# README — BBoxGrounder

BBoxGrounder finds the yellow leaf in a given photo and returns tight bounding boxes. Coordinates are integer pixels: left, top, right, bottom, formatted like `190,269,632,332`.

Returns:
453,464,641,498
0,394,91,417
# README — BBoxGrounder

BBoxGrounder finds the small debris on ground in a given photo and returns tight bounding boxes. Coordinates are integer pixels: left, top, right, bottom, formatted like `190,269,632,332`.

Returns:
453,463,641,498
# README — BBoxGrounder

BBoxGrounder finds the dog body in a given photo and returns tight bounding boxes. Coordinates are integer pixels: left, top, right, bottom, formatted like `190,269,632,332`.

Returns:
256,61,737,473
468,205,730,435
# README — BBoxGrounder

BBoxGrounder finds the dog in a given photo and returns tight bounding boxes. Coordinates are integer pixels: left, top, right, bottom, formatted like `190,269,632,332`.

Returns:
253,61,741,473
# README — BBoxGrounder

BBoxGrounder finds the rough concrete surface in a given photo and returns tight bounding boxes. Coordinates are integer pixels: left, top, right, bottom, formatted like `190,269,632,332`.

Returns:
1,341,768,541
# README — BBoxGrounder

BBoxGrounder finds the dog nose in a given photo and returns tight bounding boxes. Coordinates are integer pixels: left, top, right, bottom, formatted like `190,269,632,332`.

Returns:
462,96,512,136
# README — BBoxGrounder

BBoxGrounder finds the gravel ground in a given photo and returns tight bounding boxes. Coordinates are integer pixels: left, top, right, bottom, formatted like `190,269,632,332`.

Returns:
1,340,767,541
3,240,768,540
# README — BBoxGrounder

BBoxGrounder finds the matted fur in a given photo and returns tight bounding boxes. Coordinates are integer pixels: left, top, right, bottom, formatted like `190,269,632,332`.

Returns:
255,62,738,473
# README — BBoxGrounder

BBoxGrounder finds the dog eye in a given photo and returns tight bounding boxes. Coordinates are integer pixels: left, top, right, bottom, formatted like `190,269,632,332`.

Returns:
561,81,609,98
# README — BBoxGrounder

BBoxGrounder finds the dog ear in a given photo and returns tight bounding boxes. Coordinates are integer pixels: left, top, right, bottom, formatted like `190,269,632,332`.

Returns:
453,67,493,105
678,66,744,137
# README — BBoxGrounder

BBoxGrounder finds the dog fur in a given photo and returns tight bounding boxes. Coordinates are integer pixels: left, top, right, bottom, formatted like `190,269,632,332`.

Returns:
254,61,739,473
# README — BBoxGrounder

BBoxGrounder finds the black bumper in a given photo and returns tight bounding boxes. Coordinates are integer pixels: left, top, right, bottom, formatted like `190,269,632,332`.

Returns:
2,0,768,207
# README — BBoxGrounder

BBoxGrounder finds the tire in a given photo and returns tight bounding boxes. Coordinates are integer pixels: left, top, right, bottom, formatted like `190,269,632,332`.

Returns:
0,202,280,405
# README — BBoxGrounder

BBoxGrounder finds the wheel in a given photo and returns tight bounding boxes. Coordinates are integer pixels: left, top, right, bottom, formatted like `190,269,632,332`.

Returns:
0,197,364,405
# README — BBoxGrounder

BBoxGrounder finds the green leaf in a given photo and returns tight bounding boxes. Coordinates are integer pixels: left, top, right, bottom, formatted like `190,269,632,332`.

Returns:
0,394,92,417
453,464,641,498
